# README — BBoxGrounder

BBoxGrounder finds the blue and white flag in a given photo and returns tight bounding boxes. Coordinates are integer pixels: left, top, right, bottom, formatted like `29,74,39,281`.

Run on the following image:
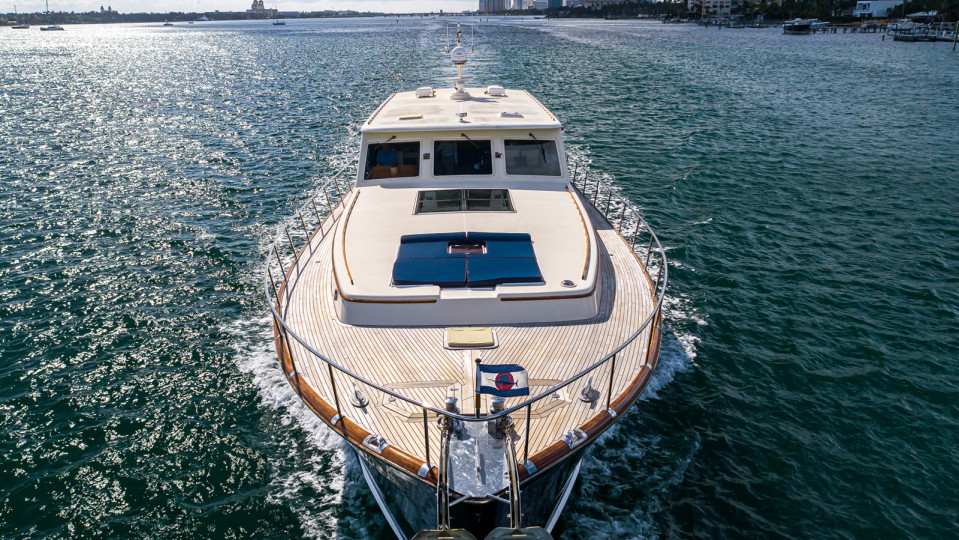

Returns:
477,364,530,397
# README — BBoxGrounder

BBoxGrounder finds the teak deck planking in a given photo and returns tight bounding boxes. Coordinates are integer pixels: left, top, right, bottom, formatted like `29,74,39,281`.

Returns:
278,190,656,467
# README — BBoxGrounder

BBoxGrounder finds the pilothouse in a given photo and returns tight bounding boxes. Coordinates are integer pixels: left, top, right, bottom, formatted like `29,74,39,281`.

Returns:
266,24,667,540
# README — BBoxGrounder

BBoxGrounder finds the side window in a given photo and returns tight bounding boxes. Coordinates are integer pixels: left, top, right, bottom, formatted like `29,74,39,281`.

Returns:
433,140,493,176
504,140,561,176
364,141,420,180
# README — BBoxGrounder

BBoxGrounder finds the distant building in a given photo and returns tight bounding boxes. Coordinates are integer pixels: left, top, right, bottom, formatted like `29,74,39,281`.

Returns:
547,0,563,8
688,0,734,16
852,0,902,17
246,0,278,18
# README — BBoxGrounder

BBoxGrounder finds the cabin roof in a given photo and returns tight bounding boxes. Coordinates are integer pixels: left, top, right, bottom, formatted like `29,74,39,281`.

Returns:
361,87,563,133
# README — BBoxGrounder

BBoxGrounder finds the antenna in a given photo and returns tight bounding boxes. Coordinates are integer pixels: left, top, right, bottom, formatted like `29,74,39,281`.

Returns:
443,24,477,101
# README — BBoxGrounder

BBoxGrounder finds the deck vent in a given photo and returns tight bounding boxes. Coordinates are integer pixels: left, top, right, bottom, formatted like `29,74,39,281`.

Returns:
415,86,435,98
486,85,506,97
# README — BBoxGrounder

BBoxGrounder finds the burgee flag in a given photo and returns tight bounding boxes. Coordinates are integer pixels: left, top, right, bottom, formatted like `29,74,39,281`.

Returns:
477,364,530,397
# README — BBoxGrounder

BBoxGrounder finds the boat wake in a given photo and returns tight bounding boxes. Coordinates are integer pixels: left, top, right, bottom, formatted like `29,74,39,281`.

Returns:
227,311,386,538
554,146,702,538
556,323,698,539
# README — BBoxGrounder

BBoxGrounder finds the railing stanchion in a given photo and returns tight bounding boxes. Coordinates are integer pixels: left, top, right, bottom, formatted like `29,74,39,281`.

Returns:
299,211,310,240
311,198,322,223
606,354,616,411
644,236,655,268
285,227,297,256
273,246,286,278
423,408,431,470
524,404,531,465
323,186,334,214
281,324,301,396
571,162,579,189
630,219,641,247
328,364,343,430
618,205,627,233
604,189,613,218
267,267,279,301
656,263,664,291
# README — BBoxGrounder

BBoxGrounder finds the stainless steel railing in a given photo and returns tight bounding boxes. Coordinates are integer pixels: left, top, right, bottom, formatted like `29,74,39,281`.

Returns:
263,155,668,471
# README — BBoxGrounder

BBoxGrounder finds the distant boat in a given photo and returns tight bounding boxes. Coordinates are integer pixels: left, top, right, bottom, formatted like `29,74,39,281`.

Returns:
196,15,211,22
272,5,284,25
11,4,29,28
39,0,63,30
783,18,812,34
163,20,173,26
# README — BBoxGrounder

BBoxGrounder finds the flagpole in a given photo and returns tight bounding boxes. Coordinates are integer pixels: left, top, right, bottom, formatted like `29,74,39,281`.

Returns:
475,358,482,418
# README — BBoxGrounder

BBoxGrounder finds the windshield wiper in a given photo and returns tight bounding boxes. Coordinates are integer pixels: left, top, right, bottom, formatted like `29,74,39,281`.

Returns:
369,135,397,156
528,132,548,162
460,132,482,150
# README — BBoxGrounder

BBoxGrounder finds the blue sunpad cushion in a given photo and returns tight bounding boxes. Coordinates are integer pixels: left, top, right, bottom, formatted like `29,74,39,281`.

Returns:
392,258,467,288
397,233,468,259
470,232,531,242
392,232,541,288
467,257,543,287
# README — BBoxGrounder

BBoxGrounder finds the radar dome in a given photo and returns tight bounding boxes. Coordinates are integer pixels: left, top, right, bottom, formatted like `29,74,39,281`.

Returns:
450,46,468,66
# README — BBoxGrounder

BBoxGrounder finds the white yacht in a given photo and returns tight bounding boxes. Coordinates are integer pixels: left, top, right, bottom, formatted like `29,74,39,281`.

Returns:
266,26,667,540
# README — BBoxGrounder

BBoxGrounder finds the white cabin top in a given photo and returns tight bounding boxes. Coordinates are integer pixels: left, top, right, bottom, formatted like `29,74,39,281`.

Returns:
362,87,563,133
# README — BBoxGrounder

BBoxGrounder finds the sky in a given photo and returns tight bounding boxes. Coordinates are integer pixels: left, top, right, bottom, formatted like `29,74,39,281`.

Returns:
13,1,479,14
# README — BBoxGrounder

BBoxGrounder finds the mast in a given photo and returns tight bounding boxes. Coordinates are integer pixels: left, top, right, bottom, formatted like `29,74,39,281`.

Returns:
444,24,476,101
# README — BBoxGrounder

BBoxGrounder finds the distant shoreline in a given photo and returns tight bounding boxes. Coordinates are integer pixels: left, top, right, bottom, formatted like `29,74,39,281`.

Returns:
1,10,469,26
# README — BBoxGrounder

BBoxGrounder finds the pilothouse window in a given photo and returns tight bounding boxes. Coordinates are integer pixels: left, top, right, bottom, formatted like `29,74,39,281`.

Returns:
504,139,561,176
364,141,420,180
434,140,493,176
415,189,513,214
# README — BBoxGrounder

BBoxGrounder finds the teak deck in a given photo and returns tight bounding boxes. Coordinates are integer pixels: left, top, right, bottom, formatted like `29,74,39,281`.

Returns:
276,188,658,481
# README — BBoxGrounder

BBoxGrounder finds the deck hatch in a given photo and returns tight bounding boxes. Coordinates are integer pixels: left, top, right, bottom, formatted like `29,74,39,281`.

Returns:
415,189,513,214
391,232,542,288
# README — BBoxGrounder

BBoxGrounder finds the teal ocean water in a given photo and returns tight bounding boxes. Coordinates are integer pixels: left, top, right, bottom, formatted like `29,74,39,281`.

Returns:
2,17,957,538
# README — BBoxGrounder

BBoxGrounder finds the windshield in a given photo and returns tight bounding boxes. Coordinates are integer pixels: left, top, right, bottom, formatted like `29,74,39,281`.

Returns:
434,140,493,176
364,141,420,180
504,139,561,176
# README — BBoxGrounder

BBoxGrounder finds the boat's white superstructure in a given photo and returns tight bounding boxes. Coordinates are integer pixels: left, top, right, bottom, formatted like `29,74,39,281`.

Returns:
334,87,598,326
266,26,667,540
